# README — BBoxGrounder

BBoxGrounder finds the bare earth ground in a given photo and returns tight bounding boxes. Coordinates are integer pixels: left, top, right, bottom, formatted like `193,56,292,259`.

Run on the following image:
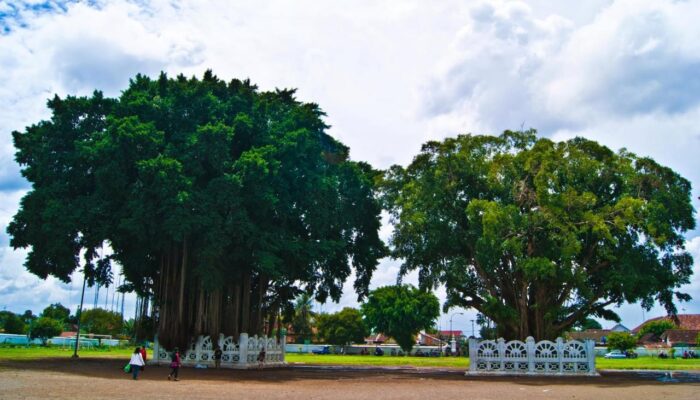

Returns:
0,359,698,400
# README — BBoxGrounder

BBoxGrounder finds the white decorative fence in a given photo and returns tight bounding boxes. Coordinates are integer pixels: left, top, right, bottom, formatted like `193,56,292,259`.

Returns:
152,333,286,369
468,337,596,376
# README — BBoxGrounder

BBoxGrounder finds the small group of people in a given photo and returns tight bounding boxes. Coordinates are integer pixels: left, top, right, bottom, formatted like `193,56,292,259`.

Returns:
127,346,148,380
127,345,182,381
127,345,268,380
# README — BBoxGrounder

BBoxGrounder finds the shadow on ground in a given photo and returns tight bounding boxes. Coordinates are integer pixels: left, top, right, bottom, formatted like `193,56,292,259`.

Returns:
1,358,698,388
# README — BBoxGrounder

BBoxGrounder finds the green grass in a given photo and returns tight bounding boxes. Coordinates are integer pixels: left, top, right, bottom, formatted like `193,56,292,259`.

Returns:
287,353,700,370
0,346,133,361
286,353,469,368
1,347,698,370
596,357,700,370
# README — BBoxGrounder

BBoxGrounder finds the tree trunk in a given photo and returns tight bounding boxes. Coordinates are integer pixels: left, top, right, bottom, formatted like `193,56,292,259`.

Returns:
240,272,251,333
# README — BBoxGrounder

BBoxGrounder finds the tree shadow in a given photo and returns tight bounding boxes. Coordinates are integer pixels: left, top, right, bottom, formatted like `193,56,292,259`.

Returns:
1,358,698,388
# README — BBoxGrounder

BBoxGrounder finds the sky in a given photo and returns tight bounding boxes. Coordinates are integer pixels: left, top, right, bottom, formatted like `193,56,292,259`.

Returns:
0,0,699,335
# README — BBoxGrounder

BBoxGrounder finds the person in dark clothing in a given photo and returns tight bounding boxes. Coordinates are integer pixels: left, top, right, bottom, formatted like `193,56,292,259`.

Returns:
168,348,181,381
214,346,223,369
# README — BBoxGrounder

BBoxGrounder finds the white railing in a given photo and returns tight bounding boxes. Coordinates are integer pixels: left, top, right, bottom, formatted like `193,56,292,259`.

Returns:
152,333,286,369
468,337,596,375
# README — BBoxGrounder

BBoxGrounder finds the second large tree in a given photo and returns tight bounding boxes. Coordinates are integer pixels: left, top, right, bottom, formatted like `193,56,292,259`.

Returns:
382,130,695,340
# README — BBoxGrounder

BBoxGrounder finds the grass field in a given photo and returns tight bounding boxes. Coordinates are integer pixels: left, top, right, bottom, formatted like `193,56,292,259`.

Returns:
286,353,700,370
0,346,133,360
1,347,699,370
287,353,470,367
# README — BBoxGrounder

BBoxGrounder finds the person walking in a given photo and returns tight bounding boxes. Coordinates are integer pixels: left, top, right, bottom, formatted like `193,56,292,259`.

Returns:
129,347,146,380
168,348,182,381
257,347,266,369
214,346,222,369
139,345,148,372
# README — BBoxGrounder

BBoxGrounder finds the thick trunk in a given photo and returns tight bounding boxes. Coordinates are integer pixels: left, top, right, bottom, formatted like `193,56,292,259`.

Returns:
231,279,241,337
240,272,251,333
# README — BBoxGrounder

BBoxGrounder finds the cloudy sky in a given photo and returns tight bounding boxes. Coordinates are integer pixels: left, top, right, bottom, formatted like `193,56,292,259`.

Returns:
0,0,699,334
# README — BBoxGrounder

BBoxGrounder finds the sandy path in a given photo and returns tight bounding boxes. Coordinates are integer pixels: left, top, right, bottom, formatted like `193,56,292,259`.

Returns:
0,358,697,400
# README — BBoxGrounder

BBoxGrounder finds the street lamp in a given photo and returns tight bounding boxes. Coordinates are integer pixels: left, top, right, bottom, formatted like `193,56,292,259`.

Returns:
470,319,475,338
449,312,463,354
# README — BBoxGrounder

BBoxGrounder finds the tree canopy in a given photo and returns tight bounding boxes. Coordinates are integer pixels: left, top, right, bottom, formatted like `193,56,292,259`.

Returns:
29,317,63,344
638,319,677,337
41,303,71,324
606,332,637,352
8,71,386,349
0,311,26,334
382,130,695,340
317,307,368,345
361,285,439,352
80,308,123,335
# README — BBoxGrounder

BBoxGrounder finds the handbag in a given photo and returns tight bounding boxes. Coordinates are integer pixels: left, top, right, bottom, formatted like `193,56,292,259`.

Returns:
124,363,131,373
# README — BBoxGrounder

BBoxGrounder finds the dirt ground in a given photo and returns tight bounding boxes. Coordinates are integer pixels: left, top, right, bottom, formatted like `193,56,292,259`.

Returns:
0,358,698,400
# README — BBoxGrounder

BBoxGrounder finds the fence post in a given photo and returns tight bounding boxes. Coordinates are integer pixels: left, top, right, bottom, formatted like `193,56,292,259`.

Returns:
280,333,287,363
468,338,477,374
556,337,564,374
239,333,249,367
586,339,596,374
526,336,535,374
497,338,506,372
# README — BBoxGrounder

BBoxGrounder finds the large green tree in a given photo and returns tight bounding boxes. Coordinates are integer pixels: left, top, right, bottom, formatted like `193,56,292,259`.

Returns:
361,285,440,353
289,293,315,343
382,130,695,340
80,308,124,336
41,303,70,324
0,311,26,334
8,71,386,350
29,317,63,345
638,320,677,337
317,307,369,345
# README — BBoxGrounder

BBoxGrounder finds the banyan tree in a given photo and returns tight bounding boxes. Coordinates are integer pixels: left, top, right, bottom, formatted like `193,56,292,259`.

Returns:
8,71,386,350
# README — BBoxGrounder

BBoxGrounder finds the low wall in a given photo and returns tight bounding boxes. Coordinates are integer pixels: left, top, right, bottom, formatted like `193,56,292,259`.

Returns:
0,333,125,347
468,337,597,376
152,333,286,369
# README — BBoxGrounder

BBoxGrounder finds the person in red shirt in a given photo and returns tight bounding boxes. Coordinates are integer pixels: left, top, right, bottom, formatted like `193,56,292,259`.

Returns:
139,345,147,371
168,348,182,381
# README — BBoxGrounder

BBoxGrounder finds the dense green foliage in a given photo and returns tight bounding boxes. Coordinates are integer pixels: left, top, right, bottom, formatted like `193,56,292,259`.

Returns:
317,307,369,345
8,71,386,349
29,317,63,344
637,319,677,337
606,332,637,352
41,303,70,324
80,308,123,336
0,311,26,334
382,130,695,339
361,285,440,353
575,318,603,331
290,294,315,343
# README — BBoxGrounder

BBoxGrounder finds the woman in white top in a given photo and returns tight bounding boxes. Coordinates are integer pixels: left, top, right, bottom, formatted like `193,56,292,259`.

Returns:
129,347,145,380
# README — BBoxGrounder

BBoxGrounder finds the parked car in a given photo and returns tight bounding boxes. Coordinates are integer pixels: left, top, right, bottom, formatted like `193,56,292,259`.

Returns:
604,350,627,359
312,346,330,355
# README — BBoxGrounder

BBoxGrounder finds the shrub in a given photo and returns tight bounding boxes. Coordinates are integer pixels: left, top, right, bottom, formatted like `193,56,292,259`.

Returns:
30,317,63,345
606,332,637,352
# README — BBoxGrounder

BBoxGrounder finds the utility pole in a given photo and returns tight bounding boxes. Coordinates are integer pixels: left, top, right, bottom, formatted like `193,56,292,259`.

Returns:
72,272,87,358
449,312,463,354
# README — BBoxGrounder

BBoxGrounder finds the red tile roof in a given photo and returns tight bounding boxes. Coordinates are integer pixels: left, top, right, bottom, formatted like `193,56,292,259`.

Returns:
660,329,700,346
439,330,463,337
637,333,661,345
567,329,610,343
632,314,700,333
